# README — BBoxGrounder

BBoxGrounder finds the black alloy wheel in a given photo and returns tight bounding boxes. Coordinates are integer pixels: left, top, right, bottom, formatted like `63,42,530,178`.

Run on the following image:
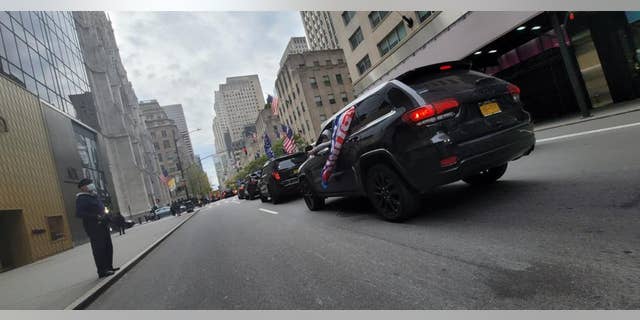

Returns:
300,177,324,211
365,164,419,222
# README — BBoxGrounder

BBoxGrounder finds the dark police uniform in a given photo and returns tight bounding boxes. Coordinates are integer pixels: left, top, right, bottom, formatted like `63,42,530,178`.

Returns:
75,192,114,277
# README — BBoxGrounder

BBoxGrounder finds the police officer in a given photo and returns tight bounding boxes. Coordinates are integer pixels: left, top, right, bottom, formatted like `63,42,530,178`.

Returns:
76,179,119,278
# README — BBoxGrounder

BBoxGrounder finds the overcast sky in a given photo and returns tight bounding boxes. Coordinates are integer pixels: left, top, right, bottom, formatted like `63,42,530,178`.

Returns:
108,11,306,188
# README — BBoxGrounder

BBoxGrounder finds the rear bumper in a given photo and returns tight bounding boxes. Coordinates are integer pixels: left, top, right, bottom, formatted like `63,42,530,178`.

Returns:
405,122,535,191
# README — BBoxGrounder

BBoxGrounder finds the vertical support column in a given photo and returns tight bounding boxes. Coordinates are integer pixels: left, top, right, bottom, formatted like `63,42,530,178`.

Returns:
551,12,591,118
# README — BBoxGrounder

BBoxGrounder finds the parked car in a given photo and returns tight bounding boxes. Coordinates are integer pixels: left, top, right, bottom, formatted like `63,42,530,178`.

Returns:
124,219,135,229
153,206,172,219
238,181,247,199
259,152,308,204
222,189,234,198
185,200,195,213
298,61,535,221
244,171,261,200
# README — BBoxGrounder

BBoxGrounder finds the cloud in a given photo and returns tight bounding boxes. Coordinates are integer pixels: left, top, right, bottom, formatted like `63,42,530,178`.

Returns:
109,11,305,186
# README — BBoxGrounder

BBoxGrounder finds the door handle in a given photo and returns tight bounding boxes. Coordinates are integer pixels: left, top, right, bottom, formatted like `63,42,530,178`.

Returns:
347,136,359,143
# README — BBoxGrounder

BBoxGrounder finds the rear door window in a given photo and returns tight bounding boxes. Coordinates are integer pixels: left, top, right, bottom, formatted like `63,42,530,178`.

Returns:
351,93,392,132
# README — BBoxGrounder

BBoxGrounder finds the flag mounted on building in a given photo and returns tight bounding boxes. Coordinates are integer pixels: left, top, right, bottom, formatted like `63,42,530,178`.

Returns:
281,124,296,154
160,167,170,185
271,95,279,116
167,177,176,191
263,132,275,159
321,106,356,189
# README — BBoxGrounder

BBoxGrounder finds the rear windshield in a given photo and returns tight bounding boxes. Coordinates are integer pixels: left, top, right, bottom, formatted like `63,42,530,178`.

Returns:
277,155,306,170
404,70,495,98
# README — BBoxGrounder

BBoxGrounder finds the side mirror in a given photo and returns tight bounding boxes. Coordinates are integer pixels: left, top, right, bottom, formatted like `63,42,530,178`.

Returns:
304,145,313,152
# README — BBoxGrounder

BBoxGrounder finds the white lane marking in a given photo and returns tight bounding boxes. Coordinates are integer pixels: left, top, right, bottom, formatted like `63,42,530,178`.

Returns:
258,208,278,215
536,121,640,143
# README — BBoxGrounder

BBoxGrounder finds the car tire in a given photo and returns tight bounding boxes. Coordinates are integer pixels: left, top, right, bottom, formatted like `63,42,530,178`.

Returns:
269,185,281,204
300,177,324,211
260,192,268,203
365,164,419,222
462,163,508,185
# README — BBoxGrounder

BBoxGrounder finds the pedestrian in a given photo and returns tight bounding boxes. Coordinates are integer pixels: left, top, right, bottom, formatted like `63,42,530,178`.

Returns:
75,178,119,278
138,217,142,225
116,212,126,235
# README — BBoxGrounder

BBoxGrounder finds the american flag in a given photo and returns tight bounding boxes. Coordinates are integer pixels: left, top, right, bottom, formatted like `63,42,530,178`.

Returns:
281,124,296,154
321,106,356,189
159,167,170,185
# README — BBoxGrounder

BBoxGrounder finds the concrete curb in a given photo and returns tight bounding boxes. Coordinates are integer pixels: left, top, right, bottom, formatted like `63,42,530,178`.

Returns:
534,107,640,132
64,208,202,310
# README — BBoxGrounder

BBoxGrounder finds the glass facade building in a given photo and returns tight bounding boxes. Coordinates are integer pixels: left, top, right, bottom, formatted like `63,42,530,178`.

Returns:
0,11,90,117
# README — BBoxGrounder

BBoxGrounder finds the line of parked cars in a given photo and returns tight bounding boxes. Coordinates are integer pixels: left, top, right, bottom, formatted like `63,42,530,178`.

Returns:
237,60,535,222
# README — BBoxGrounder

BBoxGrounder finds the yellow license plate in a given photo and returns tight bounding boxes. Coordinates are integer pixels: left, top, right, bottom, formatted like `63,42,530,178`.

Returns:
479,102,501,117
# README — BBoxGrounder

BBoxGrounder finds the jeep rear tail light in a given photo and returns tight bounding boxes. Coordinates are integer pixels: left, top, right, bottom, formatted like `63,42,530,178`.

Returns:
507,84,521,102
402,98,460,125
272,171,281,181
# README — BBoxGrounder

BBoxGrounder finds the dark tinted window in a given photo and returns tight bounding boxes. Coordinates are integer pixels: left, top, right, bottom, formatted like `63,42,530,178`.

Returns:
277,154,307,170
351,94,392,132
404,70,495,100
386,87,415,109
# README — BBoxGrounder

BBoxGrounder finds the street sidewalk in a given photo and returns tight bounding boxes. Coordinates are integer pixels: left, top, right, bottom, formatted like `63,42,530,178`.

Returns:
0,208,203,309
534,98,640,131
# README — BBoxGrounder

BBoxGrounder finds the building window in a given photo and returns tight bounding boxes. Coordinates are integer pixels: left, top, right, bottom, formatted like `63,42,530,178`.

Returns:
328,93,336,104
320,114,327,121
377,23,407,57
157,153,163,162
349,27,364,50
336,74,343,84
322,75,331,86
296,83,300,94
161,130,167,137
356,55,372,75
154,142,160,150
313,60,320,66
416,11,434,23
314,96,323,107
342,11,355,25
47,216,65,241
368,11,390,28
341,92,349,102
163,140,171,148
325,59,332,65
338,58,344,64
309,77,318,89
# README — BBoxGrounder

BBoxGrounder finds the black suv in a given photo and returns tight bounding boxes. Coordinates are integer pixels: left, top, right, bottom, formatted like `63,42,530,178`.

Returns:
259,152,308,204
298,61,535,221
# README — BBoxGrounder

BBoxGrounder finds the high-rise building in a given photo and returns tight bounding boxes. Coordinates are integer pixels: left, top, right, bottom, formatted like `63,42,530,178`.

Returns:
275,49,355,143
0,12,90,117
163,104,195,162
139,100,189,199
300,11,341,50
74,12,170,219
211,75,265,180
279,37,309,67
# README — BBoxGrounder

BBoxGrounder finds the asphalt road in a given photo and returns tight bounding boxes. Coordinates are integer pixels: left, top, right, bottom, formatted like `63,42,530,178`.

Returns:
89,112,640,309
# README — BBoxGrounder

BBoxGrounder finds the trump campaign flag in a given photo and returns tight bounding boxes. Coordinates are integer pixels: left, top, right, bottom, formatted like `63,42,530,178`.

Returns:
263,132,275,159
321,106,356,189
